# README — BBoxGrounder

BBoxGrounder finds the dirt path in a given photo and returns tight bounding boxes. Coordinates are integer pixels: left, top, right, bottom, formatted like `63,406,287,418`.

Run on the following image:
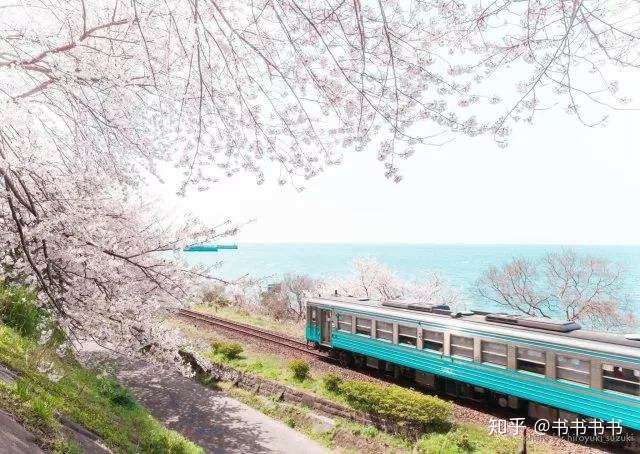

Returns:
116,361,327,454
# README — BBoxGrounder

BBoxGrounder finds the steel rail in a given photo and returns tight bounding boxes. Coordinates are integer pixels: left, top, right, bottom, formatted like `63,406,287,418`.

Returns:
178,309,330,358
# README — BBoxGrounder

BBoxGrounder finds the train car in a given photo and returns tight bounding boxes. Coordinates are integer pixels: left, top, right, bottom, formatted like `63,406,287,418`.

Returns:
305,295,640,431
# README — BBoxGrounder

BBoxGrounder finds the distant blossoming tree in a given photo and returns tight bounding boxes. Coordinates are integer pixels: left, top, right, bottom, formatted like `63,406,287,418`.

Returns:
325,258,462,309
1,0,638,358
475,250,637,331
223,274,318,321
281,274,319,320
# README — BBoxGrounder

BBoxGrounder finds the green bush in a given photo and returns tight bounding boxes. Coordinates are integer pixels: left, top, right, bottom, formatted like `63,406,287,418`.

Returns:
212,341,243,360
97,377,138,410
321,373,343,393
361,426,379,438
0,284,45,339
288,359,310,381
339,380,452,429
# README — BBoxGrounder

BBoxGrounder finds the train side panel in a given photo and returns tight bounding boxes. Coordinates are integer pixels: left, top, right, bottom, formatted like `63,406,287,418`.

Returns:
305,324,321,343
330,330,640,430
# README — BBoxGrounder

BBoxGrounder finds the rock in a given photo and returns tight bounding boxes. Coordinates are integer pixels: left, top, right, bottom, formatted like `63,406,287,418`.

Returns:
0,409,44,454
306,412,335,433
0,363,18,384
58,414,112,453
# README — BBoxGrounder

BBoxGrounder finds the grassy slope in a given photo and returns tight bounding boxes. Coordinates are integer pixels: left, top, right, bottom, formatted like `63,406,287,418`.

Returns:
0,323,202,453
178,319,540,454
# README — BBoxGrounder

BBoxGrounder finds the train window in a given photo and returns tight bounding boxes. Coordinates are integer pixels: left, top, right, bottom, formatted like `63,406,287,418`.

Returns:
602,364,640,397
481,341,507,366
423,330,444,352
556,355,590,385
375,321,393,342
310,308,317,323
337,314,352,332
517,348,546,375
451,335,474,359
355,318,372,336
398,325,417,347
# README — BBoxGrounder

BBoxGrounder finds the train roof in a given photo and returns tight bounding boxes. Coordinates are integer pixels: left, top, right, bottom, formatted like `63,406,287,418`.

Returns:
308,295,640,361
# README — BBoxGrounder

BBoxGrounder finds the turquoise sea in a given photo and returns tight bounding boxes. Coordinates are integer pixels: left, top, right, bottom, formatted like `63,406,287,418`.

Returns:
186,244,640,312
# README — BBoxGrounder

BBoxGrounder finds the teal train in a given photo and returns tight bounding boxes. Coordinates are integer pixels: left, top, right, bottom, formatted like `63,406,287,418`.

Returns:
305,296,640,433
184,244,238,252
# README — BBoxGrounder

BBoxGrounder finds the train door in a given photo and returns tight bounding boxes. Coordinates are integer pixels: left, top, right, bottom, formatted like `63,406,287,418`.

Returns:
320,309,333,345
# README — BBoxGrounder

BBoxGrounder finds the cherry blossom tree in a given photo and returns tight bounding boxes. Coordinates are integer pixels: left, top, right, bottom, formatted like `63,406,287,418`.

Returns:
543,250,636,330
475,250,636,331
475,257,552,318
221,261,460,318
1,0,638,358
224,276,270,311
222,274,317,321
282,274,319,320
325,258,462,308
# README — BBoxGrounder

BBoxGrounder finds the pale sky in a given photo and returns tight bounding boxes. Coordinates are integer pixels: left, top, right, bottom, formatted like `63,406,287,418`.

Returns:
170,107,640,245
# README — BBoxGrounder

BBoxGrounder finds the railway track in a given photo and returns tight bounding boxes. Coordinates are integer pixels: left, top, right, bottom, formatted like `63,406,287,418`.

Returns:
178,308,627,453
178,308,330,359
177,308,617,452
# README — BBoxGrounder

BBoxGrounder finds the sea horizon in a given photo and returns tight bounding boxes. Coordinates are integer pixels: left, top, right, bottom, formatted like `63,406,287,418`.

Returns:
185,243,640,313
